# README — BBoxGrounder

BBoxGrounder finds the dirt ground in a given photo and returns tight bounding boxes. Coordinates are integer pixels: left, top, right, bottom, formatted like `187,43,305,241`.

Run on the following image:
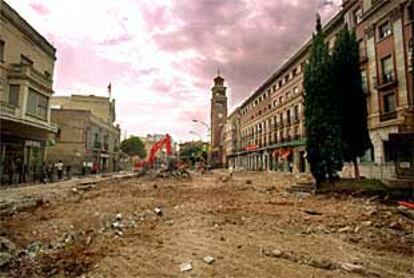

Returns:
0,171,413,277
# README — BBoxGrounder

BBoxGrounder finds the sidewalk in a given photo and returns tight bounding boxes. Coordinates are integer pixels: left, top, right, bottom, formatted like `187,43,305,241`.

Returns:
0,171,136,218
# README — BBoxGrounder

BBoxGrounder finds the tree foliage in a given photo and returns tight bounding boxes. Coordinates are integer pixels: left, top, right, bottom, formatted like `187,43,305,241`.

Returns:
304,15,343,186
332,27,372,161
120,136,147,158
332,26,372,179
180,144,207,160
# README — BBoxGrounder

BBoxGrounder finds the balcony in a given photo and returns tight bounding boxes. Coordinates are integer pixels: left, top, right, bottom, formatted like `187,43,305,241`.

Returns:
8,63,53,88
375,73,398,90
380,111,397,122
0,101,17,117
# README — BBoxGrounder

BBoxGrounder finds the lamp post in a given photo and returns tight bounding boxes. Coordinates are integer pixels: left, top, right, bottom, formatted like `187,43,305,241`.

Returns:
189,131,203,141
192,119,211,165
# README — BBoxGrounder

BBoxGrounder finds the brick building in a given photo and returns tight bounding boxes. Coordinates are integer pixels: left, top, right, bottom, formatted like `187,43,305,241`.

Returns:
210,74,228,168
0,1,57,183
47,95,121,174
225,0,413,179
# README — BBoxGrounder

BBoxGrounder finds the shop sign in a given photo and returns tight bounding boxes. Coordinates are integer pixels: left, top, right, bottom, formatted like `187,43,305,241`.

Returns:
245,144,258,151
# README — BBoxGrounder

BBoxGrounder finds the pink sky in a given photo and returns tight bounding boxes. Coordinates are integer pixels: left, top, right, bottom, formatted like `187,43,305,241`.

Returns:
9,0,341,141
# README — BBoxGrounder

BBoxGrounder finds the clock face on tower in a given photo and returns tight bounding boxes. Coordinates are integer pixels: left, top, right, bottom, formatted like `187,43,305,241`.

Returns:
218,113,223,119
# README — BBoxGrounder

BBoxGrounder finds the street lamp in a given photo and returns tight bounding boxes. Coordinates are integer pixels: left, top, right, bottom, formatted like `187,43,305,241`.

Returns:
192,119,211,165
189,131,203,141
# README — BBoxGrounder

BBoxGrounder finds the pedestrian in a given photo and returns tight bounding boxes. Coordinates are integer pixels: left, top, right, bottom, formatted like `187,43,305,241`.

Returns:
82,161,86,176
47,161,54,182
66,165,72,179
6,159,15,185
228,165,233,179
56,160,64,180
15,158,23,184
41,162,48,183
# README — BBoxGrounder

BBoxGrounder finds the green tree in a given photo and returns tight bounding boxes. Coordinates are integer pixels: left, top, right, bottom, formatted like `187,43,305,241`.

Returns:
120,136,147,158
332,26,372,180
304,15,343,187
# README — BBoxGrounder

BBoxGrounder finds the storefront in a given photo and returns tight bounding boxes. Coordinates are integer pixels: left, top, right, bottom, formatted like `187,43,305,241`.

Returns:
0,135,45,184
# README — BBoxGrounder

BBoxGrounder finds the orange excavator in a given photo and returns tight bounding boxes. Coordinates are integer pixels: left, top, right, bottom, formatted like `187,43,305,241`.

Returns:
133,134,172,171
133,134,190,179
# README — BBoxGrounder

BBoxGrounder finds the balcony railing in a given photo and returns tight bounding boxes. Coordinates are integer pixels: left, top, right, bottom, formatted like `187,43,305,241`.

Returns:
380,111,397,122
8,63,53,86
0,101,17,117
375,73,398,90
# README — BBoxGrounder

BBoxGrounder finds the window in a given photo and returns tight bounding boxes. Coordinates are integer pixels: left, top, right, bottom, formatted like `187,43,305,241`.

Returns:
294,105,299,121
272,85,276,92
378,21,391,40
286,91,291,99
381,56,394,82
56,129,62,142
26,89,48,120
0,40,4,62
292,68,297,76
8,85,20,107
285,75,289,83
20,54,33,65
358,40,366,59
382,92,396,113
279,96,284,103
353,8,363,25
361,70,368,94
286,110,291,124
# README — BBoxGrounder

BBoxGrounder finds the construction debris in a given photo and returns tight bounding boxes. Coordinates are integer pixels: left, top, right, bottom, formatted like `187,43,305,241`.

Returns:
0,171,412,277
304,209,322,216
179,262,192,272
202,256,215,264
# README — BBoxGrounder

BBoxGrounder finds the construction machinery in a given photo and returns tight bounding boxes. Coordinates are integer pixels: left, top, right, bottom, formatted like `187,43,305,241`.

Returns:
133,134,190,179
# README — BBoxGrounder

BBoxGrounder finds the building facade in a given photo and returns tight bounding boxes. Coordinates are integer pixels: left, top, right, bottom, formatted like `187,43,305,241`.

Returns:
210,74,228,168
0,1,57,183
47,95,121,174
226,0,413,179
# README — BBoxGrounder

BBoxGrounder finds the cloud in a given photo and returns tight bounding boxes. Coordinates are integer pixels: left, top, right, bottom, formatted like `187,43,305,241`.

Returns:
30,3,49,16
7,0,340,141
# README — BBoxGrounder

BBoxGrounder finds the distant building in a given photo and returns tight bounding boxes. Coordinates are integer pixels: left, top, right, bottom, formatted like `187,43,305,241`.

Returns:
0,1,57,183
47,95,121,174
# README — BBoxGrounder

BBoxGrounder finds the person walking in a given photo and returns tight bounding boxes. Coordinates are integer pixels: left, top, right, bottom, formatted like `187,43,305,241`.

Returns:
66,165,72,179
47,161,55,182
6,159,15,185
56,160,64,180
15,158,23,184
41,162,48,183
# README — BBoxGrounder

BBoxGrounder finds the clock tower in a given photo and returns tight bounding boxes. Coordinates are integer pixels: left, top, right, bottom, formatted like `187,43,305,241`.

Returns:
210,72,228,167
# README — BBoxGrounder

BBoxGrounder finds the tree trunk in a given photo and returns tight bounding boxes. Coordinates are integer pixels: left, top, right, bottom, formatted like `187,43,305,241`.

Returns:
353,157,360,182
